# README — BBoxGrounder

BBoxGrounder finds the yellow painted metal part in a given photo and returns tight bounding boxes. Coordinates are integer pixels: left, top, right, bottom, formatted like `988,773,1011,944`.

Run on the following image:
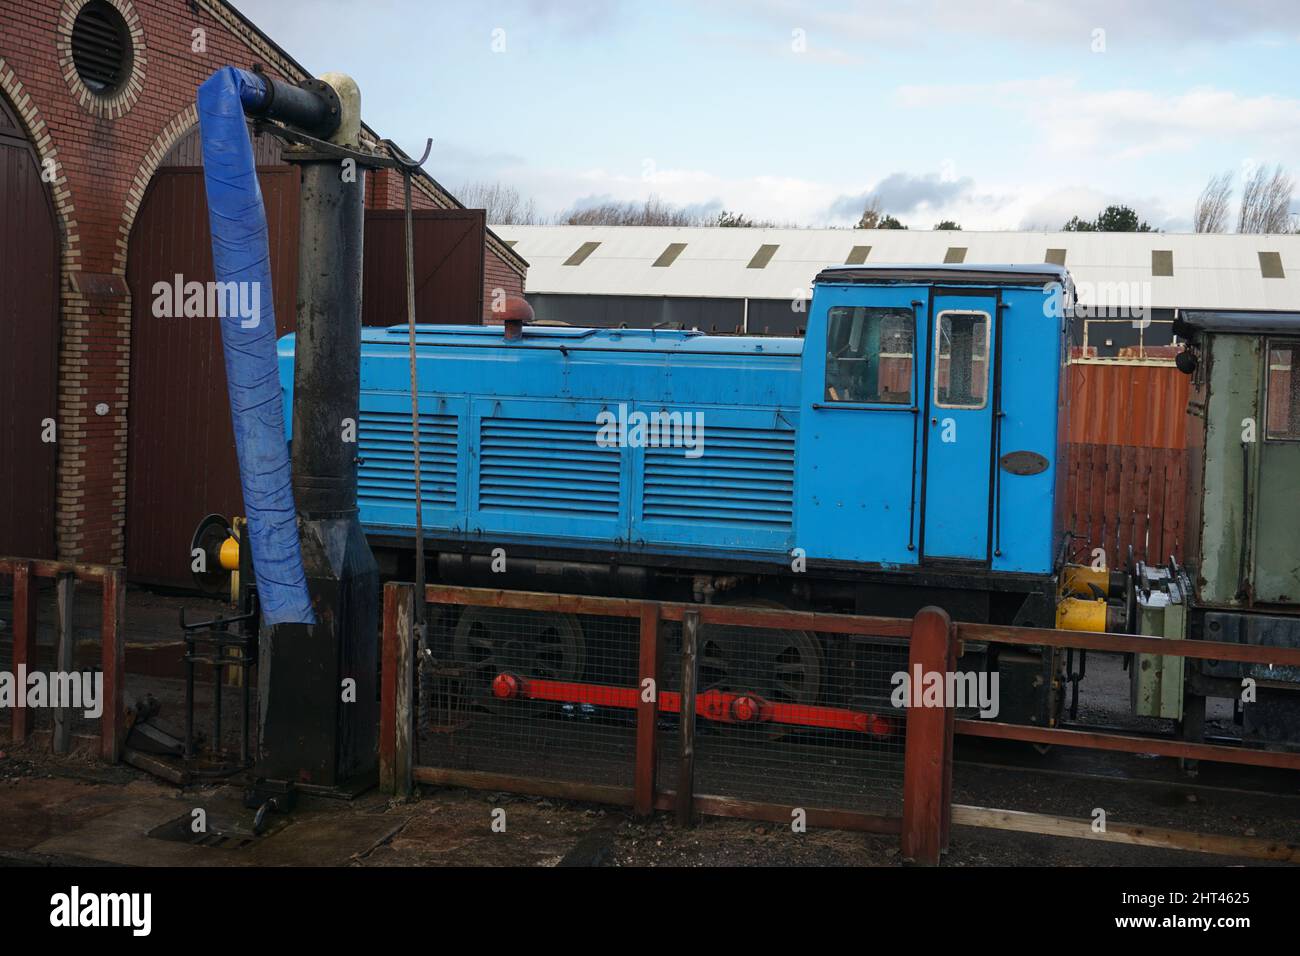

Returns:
1055,596,1107,632
219,535,240,571
1060,564,1109,596
230,518,245,606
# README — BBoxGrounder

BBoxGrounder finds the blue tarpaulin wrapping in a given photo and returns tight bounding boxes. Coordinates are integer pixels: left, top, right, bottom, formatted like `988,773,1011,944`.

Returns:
196,67,314,625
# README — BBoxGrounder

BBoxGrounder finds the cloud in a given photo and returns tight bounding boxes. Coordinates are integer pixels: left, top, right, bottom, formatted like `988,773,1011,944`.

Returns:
828,172,978,220
435,143,844,224
732,0,1300,48
899,79,1300,159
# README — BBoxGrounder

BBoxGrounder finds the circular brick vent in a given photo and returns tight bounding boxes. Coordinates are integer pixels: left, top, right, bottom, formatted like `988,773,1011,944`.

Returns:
58,0,146,117
70,0,133,94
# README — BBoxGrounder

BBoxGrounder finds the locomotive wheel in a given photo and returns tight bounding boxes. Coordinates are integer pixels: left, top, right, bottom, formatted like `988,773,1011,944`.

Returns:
189,513,232,596
451,606,587,695
666,598,825,705
734,597,825,705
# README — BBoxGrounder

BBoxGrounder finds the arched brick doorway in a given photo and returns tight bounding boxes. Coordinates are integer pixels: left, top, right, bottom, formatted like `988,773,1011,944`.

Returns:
124,128,300,586
0,91,59,558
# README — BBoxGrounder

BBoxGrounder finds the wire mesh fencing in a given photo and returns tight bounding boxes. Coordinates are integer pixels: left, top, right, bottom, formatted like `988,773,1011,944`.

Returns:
655,618,908,816
417,603,641,791
394,585,924,831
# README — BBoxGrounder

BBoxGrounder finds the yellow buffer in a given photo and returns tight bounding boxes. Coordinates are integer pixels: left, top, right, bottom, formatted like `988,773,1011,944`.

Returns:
1055,595,1108,632
219,535,240,571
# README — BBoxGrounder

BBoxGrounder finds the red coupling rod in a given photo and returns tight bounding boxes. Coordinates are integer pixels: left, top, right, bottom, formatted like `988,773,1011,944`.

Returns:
492,672,894,737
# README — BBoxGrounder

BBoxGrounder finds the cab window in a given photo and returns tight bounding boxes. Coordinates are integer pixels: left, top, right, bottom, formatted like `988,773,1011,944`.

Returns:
824,306,914,404
1266,342,1300,440
934,310,989,409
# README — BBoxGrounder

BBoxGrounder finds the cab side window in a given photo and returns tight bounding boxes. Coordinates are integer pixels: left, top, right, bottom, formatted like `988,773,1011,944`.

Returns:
824,307,914,404
934,310,989,409
1266,342,1300,440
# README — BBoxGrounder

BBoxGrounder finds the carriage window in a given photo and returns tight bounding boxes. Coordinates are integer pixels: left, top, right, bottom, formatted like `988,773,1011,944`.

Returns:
1266,342,1300,440
823,307,914,404
934,311,989,409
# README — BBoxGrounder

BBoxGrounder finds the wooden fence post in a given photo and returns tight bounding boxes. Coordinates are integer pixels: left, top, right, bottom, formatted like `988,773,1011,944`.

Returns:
11,562,36,744
100,568,125,762
52,572,75,754
901,605,955,865
634,602,660,817
676,608,700,828
380,582,415,797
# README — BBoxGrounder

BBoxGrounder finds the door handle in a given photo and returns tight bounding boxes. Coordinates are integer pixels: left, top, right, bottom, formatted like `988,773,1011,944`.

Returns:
930,417,938,425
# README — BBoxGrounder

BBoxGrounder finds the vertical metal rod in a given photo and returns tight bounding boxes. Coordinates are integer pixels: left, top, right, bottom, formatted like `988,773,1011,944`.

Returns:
212,621,223,755
906,299,923,551
184,635,195,759
402,170,430,748
676,609,700,828
991,305,1006,557
241,649,251,767
404,171,425,624
52,572,75,754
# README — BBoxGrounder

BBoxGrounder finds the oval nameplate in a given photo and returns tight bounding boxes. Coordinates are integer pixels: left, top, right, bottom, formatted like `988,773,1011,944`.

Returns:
1000,450,1049,476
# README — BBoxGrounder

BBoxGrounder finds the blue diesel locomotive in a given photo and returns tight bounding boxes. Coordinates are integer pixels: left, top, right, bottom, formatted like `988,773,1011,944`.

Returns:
276,263,1075,724
280,263,1068,585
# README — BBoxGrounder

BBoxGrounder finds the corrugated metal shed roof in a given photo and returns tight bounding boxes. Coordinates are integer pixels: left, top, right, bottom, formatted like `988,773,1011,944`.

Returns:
493,225,1300,311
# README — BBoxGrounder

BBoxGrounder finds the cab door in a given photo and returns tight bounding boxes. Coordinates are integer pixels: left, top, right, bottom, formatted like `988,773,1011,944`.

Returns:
796,285,923,565
1253,338,1300,602
921,292,998,562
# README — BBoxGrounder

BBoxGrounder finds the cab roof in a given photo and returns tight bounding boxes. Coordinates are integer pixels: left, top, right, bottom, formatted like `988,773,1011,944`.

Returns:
815,262,1071,288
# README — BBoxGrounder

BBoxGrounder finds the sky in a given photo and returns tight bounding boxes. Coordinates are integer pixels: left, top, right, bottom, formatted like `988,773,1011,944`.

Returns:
232,0,1300,232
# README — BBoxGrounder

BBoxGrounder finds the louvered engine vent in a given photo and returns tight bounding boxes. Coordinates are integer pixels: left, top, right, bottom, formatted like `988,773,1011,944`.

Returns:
358,411,458,509
643,425,795,529
479,417,620,517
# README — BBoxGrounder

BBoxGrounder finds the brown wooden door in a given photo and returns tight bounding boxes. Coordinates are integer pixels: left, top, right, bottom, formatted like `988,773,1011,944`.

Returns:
0,95,59,559
125,167,301,586
362,209,485,326
126,181,487,586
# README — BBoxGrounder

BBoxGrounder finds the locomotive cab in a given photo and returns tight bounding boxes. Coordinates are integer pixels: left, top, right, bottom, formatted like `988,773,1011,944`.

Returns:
798,264,1072,579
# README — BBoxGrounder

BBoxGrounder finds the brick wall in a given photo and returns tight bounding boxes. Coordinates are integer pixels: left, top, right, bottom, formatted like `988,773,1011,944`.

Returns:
483,244,525,323
0,0,525,565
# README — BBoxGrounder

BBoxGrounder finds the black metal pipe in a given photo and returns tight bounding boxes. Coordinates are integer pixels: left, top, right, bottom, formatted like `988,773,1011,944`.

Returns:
244,75,341,140
259,141,380,790
291,160,365,515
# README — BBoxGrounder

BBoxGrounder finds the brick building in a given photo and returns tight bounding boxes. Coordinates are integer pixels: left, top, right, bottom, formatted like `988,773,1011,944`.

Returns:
0,0,527,580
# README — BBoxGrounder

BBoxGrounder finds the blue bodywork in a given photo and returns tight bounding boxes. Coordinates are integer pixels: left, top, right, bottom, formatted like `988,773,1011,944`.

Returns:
277,264,1070,578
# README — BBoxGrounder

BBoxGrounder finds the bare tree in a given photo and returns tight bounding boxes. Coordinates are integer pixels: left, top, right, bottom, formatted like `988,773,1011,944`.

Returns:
1194,171,1233,233
458,180,541,225
562,195,709,227
1237,164,1295,234
855,195,882,229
